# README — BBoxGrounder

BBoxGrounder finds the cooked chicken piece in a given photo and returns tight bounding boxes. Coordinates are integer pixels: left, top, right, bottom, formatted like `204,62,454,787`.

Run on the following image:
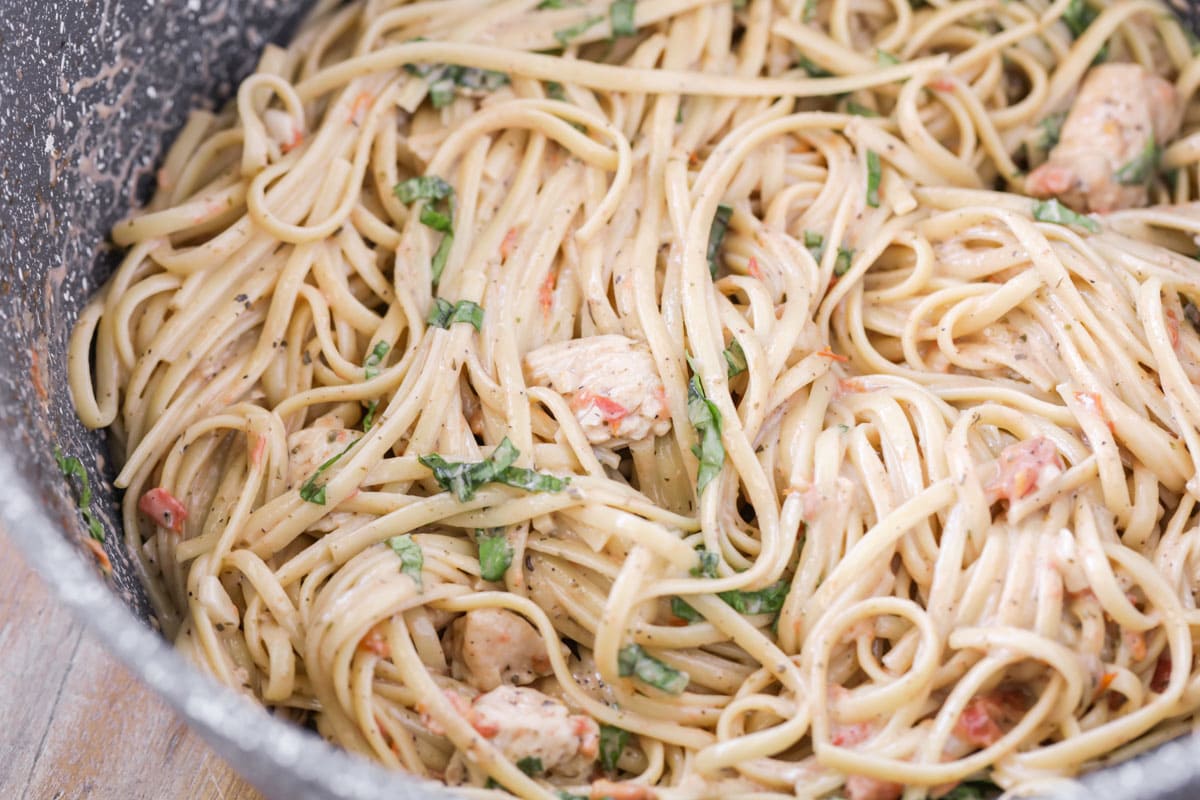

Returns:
524,335,671,446
444,608,553,691
844,776,903,800
434,685,598,780
285,416,358,492
1027,64,1183,213
985,437,1064,504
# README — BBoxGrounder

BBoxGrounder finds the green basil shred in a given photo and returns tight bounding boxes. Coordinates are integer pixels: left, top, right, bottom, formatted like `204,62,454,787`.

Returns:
724,339,748,377
394,175,456,284
419,437,568,501
516,756,544,776
866,150,881,207
1032,198,1099,233
299,437,359,505
797,55,831,77
404,63,509,109
554,15,603,45
707,204,733,278
54,448,105,542
720,579,791,615
834,246,854,277
617,643,689,694
427,298,484,331
476,530,513,581
362,341,390,432
610,0,636,37
387,534,424,589
670,596,704,623
687,374,724,492
1038,111,1066,150
1114,135,1159,186
598,724,629,772
845,99,878,117
691,547,719,578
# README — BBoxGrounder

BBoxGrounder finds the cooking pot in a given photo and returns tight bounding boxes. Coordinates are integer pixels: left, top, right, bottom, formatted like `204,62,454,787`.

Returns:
1,2,1198,798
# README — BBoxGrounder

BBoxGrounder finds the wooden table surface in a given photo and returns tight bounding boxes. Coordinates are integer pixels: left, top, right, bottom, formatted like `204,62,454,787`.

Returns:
0,533,263,800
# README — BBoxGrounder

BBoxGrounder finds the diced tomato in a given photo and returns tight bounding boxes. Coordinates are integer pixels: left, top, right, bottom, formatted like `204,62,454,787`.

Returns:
1074,391,1115,432
358,625,390,658
84,537,112,575
571,390,629,434
1151,653,1172,693
985,436,1064,504
831,720,875,748
539,268,557,316
817,348,849,362
138,487,188,533
500,227,520,260
349,91,373,124
281,128,303,154
929,77,955,92
1167,308,1180,349
249,434,267,467
845,775,903,800
1097,672,1117,695
747,257,763,279
953,689,1028,748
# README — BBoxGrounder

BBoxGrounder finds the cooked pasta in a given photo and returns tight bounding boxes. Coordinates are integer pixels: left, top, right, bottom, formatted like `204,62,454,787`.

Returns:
68,0,1200,797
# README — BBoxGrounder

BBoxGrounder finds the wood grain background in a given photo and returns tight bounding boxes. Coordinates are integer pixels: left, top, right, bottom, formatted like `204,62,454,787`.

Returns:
0,533,262,800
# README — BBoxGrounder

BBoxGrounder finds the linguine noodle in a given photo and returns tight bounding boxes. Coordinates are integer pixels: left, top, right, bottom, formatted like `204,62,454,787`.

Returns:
68,0,1200,797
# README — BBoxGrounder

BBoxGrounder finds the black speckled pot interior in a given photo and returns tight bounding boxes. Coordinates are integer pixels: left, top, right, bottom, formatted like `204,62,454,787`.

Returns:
2,2,1200,799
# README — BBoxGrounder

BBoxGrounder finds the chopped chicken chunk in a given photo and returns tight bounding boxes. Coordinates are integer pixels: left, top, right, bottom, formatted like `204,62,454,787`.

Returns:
445,608,553,691
433,685,598,780
524,335,671,446
985,436,1064,504
1027,64,1183,213
845,775,903,800
285,417,357,492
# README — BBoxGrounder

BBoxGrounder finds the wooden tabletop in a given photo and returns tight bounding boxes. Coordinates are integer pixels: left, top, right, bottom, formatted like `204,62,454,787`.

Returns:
0,533,263,800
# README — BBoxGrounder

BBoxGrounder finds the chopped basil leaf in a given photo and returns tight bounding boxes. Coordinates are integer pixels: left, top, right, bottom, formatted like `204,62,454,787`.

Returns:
387,534,424,589
797,55,831,77
1038,111,1066,150
1114,135,1159,186
691,547,719,578
394,176,454,204
707,204,733,279
845,99,878,117
834,247,854,276
866,150,881,207
431,233,454,284
537,0,566,7
362,400,380,432
670,596,704,623
804,229,824,261
687,375,724,492
427,298,484,331
610,0,636,37
364,341,390,380
54,447,105,543
516,756,544,776
803,0,817,21
617,643,689,694
419,204,453,233
476,530,513,581
719,579,790,615
724,339,747,377
299,437,359,504
876,49,899,65
554,15,603,45
598,724,628,772
1032,198,1099,233
1062,0,1097,37
557,792,589,800
732,0,747,7
940,781,1001,800
419,437,568,501
406,64,509,109
545,80,567,101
